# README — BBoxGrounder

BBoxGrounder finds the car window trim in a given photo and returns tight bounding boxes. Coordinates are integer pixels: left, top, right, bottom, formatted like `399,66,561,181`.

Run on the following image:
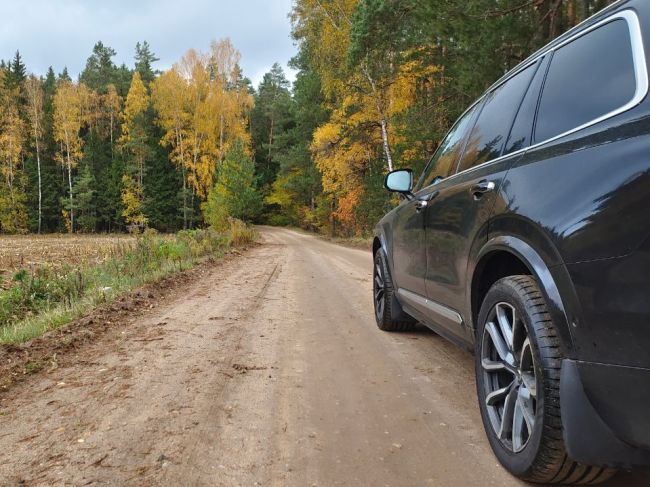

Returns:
417,8,647,191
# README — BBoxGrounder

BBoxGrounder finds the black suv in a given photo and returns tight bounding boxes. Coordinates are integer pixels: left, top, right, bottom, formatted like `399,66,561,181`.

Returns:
373,1,650,484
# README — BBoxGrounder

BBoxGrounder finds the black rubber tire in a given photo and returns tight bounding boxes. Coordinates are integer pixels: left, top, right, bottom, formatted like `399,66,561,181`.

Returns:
475,275,616,485
373,251,416,332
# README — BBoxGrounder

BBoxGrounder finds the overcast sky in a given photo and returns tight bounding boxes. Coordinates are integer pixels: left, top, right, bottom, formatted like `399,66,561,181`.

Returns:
0,0,297,89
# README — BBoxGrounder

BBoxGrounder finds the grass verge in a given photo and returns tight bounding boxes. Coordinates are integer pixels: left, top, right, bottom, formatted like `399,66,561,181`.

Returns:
0,220,257,344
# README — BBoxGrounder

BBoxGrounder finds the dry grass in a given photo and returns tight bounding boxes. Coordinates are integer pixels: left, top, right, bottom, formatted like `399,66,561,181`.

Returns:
0,234,137,284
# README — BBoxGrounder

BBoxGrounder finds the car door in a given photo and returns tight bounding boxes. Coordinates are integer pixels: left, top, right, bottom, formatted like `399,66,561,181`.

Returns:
422,60,542,340
392,102,481,310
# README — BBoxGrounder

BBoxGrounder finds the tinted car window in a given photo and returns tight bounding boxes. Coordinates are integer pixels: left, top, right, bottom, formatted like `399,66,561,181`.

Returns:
505,57,547,154
535,19,636,142
457,63,536,173
416,103,480,190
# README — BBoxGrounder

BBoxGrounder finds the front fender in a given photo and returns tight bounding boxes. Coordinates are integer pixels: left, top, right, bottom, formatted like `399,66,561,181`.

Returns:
373,215,397,281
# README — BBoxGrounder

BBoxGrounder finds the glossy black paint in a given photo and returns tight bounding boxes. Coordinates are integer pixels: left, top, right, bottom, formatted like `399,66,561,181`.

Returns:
374,0,650,466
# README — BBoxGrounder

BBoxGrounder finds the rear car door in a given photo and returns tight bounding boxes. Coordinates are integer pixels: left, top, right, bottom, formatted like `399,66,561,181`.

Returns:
390,103,480,297
421,60,542,340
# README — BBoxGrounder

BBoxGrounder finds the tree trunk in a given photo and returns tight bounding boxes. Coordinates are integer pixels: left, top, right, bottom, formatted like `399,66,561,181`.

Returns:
363,66,394,172
267,115,274,168
35,130,42,234
379,117,394,172
110,112,114,161
67,162,73,233
182,167,188,230
568,0,577,27
581,0,590,21
219,113,224,165
190,188,195,229
65,135,74,233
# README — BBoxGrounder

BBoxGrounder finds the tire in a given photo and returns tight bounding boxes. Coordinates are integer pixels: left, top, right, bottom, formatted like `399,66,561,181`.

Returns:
373,250,416,332
475,275,616,485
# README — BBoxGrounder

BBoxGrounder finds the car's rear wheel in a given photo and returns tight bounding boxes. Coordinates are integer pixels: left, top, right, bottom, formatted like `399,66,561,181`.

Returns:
475,275,616,484
373,251,415,332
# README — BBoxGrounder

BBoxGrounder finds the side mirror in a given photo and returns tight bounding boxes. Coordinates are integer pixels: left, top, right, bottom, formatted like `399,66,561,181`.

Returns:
384,169,413,196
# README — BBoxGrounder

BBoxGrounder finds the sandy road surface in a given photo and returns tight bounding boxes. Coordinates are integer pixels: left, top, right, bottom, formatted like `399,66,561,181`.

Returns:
0,227,647,486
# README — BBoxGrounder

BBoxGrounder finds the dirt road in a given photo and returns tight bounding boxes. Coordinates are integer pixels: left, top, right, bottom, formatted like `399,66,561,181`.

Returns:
0,227,647,486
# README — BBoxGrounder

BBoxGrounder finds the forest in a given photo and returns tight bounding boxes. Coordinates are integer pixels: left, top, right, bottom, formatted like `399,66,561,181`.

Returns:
0,0,617,237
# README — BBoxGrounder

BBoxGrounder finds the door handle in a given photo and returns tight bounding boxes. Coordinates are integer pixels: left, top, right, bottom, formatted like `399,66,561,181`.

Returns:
470,180,496,198
415,191,439,211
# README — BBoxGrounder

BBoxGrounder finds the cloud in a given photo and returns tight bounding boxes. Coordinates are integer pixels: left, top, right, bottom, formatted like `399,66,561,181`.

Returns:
0,0,297,87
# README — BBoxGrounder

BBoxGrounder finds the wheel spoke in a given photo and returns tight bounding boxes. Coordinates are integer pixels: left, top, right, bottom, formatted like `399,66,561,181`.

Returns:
485,381,513,407
497,386,518,440
496,303,515,351
513,390,535,452
512,397,526,451
518,389,536,433
376,297,384,316
481,358,512,372
485,321,515,366
519,338,537,397
521,372,536,397
374,275,383,288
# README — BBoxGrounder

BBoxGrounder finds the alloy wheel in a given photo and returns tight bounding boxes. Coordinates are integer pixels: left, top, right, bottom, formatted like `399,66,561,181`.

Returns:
481,302,538,453
373,261,385,319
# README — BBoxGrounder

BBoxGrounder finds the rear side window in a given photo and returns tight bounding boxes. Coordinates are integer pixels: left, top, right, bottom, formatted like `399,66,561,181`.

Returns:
456,63,536,173
535,19,636,142
416,102,480,190
505,57,548,155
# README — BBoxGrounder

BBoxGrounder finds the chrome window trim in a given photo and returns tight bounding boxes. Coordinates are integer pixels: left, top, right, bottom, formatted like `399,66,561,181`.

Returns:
418,8,647,189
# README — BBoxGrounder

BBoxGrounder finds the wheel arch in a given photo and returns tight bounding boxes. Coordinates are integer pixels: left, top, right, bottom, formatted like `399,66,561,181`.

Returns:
469,235,576,354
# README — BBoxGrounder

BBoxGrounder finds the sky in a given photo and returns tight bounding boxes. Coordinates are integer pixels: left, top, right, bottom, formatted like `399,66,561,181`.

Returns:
0,0,297,88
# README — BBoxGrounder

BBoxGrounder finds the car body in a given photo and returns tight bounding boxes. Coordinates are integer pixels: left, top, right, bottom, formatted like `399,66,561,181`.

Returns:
373,0,650,481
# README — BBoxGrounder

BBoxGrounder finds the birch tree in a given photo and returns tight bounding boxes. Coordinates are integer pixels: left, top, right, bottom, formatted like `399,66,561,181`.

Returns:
53,80,84,233
152,67,191,228
24,75,44,233
119,72,150,229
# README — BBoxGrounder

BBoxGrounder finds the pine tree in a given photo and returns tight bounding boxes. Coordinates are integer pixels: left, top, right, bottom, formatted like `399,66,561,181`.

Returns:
40,67,64,231
204,140,262,229
80,41,118,94
251,63,293,189
134,41,159,86
72,164,96,232
58,67,71,83
6,50,26,90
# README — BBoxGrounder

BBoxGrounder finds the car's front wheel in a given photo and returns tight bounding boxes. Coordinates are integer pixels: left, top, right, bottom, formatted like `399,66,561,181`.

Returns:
373,251,415,332
475,275,615,484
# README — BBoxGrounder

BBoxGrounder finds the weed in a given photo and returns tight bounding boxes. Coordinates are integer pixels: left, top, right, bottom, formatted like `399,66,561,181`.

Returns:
0,222,256,344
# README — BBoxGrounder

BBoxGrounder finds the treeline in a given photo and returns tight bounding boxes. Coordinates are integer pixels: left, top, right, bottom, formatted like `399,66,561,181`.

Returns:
261,0,617,236
0,40,258,234
0,1,618,236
